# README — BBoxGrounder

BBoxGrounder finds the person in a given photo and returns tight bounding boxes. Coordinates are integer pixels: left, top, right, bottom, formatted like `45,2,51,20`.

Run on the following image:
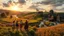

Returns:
16,21,19,31
19,20,23,31
12,20,15,31
24,20,29,31
48,15,54,22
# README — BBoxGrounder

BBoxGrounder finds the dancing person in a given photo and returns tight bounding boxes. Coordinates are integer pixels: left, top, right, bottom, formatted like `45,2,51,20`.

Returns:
19,20,23,31
24,20,29,31
16,21,19,31
12,20,15,31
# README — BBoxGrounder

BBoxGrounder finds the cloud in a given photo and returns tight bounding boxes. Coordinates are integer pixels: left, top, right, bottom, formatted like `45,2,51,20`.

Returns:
2,0,26,7
3,3,9,7
33,0,64,12
56,4,64,10
0,0,64,12
18,0,26,4
36,0,64,6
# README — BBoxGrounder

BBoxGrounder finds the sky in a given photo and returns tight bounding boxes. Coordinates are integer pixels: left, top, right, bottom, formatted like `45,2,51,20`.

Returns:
0,0,64,12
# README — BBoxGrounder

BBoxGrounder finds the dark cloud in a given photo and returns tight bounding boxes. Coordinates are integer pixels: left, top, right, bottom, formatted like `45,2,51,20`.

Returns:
3,3,9,7
18,0,26,4
3,0,26,7
36,0,64,6
40,0,55,5
29,4,45,11
34,0,64,11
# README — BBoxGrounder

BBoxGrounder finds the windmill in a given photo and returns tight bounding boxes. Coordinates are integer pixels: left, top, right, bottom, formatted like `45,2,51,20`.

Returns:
33,4,44,20
32,4,40,12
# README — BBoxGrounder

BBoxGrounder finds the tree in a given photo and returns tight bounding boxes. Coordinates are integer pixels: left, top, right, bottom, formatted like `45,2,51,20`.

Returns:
49,10,54,15
48,10,57,22
0,13,7,18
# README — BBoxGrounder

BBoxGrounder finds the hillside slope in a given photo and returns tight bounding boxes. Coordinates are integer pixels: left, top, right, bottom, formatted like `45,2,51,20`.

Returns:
36,24,64,36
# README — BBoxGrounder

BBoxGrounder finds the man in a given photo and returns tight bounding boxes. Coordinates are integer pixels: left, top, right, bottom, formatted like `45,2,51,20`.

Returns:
24,20,29,31
19,20,23,31
12,20,15,31
16,21,19,31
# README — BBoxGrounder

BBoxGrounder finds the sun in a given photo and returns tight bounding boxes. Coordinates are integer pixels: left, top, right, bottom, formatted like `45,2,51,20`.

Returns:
12,6,19,10
9,6,20,11
8,3,21,11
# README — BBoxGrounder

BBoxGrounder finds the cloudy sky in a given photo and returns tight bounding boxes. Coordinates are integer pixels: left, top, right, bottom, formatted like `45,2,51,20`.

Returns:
0,0,64,12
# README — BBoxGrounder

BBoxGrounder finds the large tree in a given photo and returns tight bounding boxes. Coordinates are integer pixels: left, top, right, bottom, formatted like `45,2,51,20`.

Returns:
0,13,7,18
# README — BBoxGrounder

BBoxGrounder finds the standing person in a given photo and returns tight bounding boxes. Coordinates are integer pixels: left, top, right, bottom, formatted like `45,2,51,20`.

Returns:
19,20,23,31
24,20,29,31
16,21,19,31
12,20,15,31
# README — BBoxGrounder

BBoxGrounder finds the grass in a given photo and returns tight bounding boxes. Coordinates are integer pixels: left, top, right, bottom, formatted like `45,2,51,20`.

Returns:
0,16,42,24
0,12,64,36
0,16,64,36
36,24,64,36
0,25,37,36
0,23,64,36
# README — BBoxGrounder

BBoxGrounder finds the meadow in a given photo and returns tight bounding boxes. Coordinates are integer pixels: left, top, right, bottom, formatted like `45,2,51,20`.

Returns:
0,10,64,36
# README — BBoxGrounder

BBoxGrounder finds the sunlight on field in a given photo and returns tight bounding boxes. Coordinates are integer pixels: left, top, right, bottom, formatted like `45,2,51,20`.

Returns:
1,16,42,23
1,17,19,22
37,18,42,21
28,20,38,23
2,18,39,23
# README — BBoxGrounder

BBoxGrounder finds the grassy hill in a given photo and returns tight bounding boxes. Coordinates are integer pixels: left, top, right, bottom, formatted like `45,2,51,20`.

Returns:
36,24,64,36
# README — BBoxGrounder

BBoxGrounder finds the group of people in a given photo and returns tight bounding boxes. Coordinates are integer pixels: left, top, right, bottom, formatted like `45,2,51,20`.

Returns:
12,20,29,31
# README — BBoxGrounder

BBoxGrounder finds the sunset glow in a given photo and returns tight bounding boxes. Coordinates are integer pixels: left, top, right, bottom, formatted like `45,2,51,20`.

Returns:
0,0,64,12
6,0,34,12
9,5,21,11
